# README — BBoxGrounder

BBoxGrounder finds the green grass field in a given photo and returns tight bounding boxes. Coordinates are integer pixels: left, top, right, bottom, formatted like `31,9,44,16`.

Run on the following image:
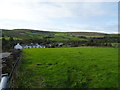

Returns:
16,47,118,88
0,37,22,40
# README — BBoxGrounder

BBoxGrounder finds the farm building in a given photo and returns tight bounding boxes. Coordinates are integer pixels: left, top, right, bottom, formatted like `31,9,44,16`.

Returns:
14,43,45,49
14,43,23,49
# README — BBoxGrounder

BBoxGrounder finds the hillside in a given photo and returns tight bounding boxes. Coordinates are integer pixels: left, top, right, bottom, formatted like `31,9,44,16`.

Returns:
1,29,119,51
1,29,111,41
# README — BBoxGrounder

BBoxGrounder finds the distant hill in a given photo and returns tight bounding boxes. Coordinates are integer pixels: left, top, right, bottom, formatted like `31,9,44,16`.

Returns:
0,29,118,41
1,29,120,51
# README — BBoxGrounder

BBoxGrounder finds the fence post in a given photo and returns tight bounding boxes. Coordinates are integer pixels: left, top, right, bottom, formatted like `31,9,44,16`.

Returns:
0,74,8,90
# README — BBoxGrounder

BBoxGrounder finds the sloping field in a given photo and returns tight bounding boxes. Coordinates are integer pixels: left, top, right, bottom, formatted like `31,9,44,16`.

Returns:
16,47,118,88
1,29,109,41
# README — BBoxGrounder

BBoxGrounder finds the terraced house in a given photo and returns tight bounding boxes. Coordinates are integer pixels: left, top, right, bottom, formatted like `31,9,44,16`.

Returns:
14,43,45,49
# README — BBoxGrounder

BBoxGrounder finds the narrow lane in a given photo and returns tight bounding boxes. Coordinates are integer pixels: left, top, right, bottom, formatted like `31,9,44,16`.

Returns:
0,53,11,79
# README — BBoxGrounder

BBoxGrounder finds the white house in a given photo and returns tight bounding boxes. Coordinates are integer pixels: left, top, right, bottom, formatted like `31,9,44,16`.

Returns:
14,43,45,49
28,46,32,48
36,44,40,48
33,45,36,48
25,45,29,48
36,44,43,48
14,43,23,49
22,45,28,48
43,46,46,48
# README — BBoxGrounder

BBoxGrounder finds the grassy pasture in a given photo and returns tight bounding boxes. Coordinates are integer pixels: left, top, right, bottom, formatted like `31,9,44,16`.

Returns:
2,29,109,41
16,47,118,88
49,36,87,41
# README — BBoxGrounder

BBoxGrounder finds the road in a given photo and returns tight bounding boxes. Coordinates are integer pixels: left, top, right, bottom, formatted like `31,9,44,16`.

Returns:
0,53,11,79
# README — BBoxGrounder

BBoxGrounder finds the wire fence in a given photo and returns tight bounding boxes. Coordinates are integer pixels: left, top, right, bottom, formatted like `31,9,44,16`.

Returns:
0,51,22,89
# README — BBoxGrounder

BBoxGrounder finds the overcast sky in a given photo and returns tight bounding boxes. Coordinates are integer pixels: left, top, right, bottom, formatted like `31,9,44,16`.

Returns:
0,0,119,33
